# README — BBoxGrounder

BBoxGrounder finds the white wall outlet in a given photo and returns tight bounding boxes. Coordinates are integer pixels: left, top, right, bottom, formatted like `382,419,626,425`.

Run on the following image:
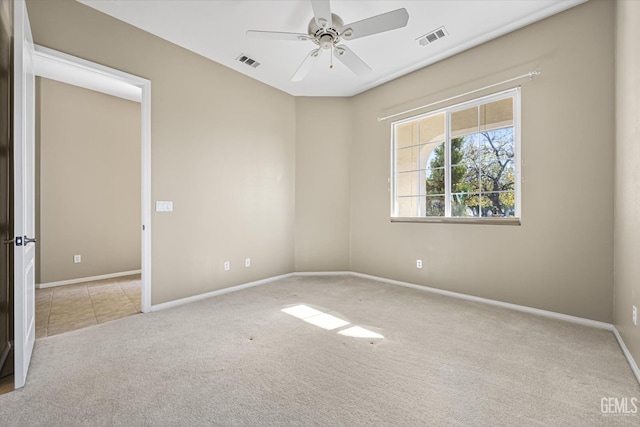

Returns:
224,261,230,271
73,254,81,264
633,306,637,326
416,259,423,269
245,258,251,267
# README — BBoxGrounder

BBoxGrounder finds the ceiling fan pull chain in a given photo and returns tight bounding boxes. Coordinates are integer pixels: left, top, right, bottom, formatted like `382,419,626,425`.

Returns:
330,45,334,69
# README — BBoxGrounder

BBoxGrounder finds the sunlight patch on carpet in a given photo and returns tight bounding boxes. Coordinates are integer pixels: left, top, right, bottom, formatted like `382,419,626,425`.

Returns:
338,326,384,339
281,304,383,339
282,304,349,330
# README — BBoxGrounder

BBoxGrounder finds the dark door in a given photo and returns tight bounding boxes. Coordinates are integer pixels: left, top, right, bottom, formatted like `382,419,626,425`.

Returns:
0,0,14,379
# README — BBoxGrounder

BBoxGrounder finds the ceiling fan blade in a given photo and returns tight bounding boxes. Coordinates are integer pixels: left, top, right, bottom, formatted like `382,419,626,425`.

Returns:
334,45,371,76
341,8,409,41
292,49,322,82
246,30,310,41
311,0,332,28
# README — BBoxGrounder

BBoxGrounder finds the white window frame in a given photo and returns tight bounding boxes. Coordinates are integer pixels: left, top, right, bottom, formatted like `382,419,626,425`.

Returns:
390,87,521,225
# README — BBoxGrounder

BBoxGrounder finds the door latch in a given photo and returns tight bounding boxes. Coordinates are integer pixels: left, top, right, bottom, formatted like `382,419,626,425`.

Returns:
15,236,23,246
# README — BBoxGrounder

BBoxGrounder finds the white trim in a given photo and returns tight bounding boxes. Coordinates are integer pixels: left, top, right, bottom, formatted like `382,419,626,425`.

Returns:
150,273,294,312
37,270,142,289
140,80,152,314
352,271,638,385
514,87,522,222
293,271,352,277
350,272,612,330
33,46,141,102
144,269,640,386
613,327,640,385
33,45,152,314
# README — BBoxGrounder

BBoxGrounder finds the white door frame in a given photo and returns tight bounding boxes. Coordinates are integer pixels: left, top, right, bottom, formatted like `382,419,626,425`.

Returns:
32,46,152,313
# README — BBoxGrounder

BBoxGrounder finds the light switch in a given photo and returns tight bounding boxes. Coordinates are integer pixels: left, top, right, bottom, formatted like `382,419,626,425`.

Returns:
156,201,173,212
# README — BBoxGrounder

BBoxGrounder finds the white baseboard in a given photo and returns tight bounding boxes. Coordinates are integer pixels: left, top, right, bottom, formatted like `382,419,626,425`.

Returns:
37,270,141,289
613,327,640,385
150,273,295,312
350,272,613,330
349,271,640,385
294,271,352,277
145,269,639,386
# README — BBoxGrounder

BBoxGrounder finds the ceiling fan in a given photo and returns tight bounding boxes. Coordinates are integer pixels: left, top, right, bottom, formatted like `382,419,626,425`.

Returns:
246,0,409,82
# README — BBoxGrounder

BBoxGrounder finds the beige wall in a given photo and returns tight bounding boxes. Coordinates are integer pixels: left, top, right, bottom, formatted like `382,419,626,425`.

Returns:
614,0,640,367
27,0,621,327
27,0,296,304
294,97,351,271
37,77,141,284
348,0,615,322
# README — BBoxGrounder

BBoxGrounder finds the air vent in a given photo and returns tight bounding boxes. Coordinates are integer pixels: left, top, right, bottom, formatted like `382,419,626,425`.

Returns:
236,53,261,68
417,26,448,46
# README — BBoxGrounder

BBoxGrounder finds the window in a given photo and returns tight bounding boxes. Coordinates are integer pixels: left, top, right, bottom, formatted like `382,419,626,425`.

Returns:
391,88,520,222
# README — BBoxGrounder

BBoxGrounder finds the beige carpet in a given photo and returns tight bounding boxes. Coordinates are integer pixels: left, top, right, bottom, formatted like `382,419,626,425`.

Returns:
0,275,637,426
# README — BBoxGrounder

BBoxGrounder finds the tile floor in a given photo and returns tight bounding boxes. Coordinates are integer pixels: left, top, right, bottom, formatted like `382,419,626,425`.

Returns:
36,274,141,338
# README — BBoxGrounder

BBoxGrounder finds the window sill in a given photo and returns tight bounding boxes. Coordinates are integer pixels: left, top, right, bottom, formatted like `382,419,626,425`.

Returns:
391,217,521,226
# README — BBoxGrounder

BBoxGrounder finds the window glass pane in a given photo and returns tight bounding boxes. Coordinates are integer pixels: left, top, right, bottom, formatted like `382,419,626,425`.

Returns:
396,171,420,197
480,98,513,132
479,128,515,194
450,134,480,194
425,195,445,217
419,113,445,144
423,140,445,170
480,128,514,161
426,168,445,195
452,166,480,194
396,121,417,148
451,193,481,218
481,192,515,217
451,106,479,138
396,146,419,173
397,196,421,217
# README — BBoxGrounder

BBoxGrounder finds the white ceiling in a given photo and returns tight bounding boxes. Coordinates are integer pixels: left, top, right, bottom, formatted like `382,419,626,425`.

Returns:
77,0,587,97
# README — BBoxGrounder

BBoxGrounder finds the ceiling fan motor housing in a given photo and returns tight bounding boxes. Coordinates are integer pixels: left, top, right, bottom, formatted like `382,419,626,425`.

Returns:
308,13,343,49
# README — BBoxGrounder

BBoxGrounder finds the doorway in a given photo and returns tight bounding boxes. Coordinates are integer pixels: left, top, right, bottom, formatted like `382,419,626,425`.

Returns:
35,77,142,337
31,46,152,323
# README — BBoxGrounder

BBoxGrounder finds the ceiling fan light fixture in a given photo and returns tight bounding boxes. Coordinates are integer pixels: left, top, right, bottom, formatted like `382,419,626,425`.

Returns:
319,34,334,49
